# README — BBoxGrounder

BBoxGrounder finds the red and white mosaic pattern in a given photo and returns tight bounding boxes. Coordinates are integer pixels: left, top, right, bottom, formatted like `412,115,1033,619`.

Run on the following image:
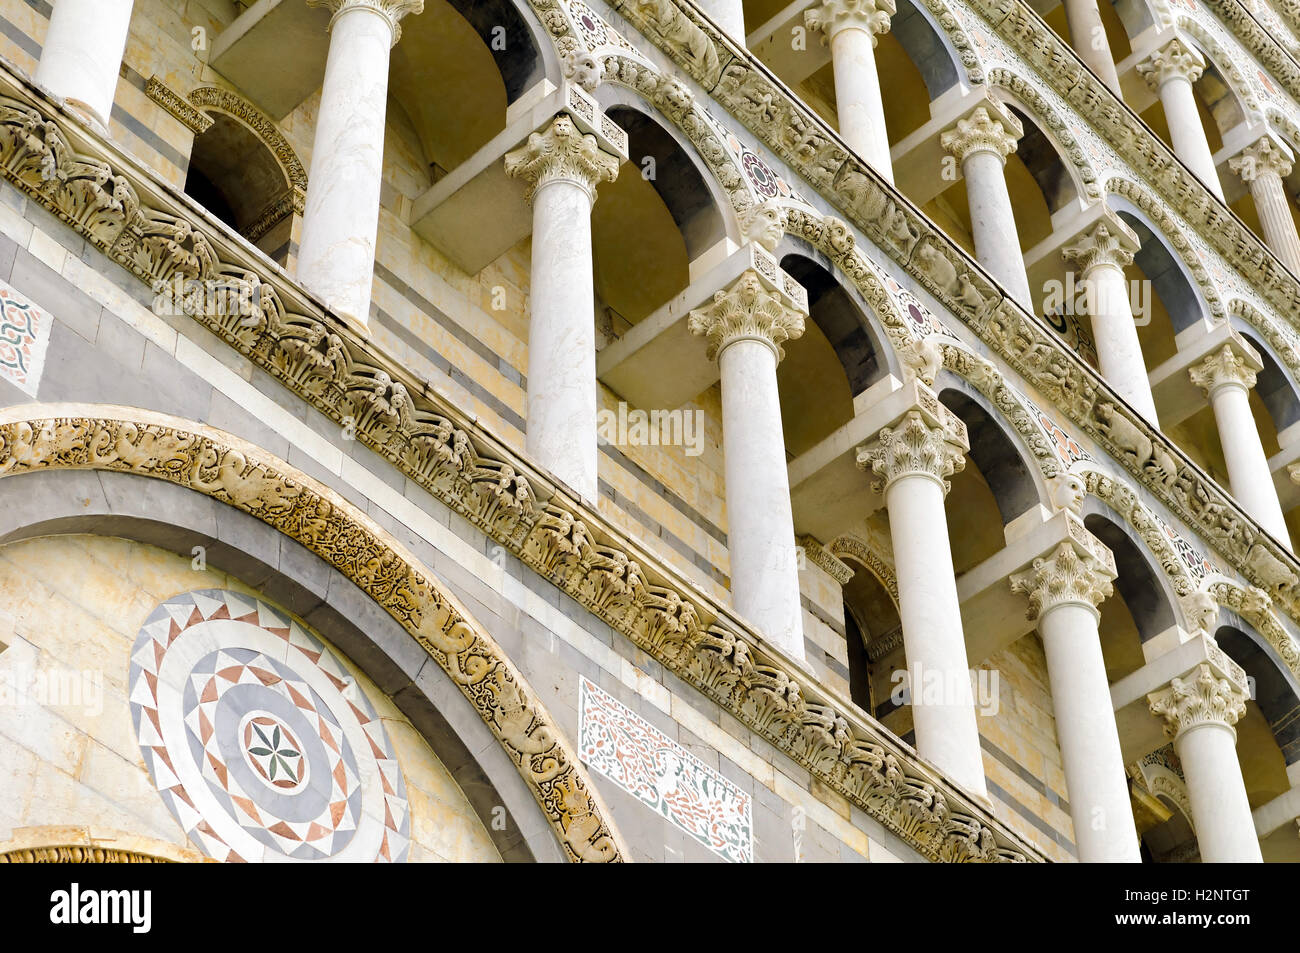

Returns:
0,279,52,396
129,589,410,862
579,677,752,863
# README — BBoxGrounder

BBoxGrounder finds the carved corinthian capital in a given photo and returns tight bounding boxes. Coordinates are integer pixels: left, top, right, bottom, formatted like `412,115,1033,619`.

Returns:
804,0,896,45
503,114,622,203
1230,134,1295,184
308,0,424,44
1061,218,1140,274
687,270,807,361
1148,663,1249,739
1010,539,1116,620
940,105,1022,164
856,402,969,494
1136,38,1206,91
1188,341,1262,398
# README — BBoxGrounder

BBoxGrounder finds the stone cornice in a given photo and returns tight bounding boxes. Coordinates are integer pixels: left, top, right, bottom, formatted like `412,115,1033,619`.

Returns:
0,66,1040,864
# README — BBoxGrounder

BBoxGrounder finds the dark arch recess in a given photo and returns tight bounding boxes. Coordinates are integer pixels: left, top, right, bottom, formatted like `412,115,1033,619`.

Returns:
604,105,727,260
780,252,885,395
1215,625,1300,766
453,0,546,101
1083,512,1177,641
0,468,564,863
938,386,1040,523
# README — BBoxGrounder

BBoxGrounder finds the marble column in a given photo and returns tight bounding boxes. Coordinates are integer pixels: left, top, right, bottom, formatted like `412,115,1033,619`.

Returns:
804,0,896,184
1149,662,1262,862
297,0,423,330
1063,0,1121,95
1189,340,1292,545
858,391,988,798
941,104,1033,311
1137,39,1224,201
505,115,621,502
696,0,746,47
689,270,808,661
1062,217,1159,425
1011,534,1142,862
1230,134,1300,276
33,0,135,131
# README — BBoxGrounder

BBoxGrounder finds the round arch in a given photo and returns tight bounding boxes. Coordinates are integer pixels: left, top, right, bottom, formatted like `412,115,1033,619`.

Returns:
0,406,627,864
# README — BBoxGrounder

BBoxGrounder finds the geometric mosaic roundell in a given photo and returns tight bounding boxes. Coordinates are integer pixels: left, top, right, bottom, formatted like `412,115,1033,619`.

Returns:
128,589,410,862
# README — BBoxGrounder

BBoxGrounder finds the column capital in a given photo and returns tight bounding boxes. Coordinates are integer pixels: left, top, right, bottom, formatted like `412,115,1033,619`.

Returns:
1136,37,1206,91
940,103,1022,164
308,0,424,44
1148,662,1249,740
1061,214,1141,273
1010,533,1116,620
804,0,896,45
855,386,969,494
504,114,622,204
1188,339,1263,398
687,269,807,362
1229,133,1295,184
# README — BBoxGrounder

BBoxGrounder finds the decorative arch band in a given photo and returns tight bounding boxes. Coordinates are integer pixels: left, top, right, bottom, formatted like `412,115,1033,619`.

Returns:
0,407,628,863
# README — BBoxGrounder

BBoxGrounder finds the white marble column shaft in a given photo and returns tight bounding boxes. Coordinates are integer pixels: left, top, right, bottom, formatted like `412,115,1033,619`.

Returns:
1150,664,1263,862
1190,342,1291,545
696,0,746,47
297,1,422,329
941,106,1033,311
1138,39,1224,201
1230,136,1300,276
805,0,896,184
1063,0,1121,95
33,0,135,130
859,402,988,798
1063,219,1159,425
1012,538,1141,862
690,271,807,660
506,115,621,502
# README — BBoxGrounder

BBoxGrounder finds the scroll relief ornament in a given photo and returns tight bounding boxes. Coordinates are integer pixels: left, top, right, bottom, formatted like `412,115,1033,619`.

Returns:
504,114,622,203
